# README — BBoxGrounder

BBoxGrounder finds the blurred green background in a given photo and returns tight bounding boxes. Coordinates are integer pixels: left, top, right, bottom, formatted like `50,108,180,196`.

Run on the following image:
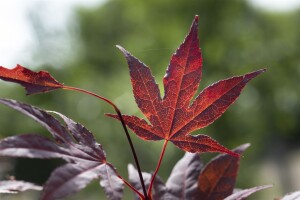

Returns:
0,0,299,199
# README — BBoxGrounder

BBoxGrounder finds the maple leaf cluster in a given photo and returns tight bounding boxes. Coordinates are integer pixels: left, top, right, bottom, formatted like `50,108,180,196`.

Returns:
0,15,287,200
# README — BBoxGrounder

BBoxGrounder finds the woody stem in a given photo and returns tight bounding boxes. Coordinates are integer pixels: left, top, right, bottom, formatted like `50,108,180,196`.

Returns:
62,86,149,200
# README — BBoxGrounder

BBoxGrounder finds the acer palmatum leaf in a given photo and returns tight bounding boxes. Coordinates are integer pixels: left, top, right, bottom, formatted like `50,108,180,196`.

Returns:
198,143,250,200
107,15,265,156
0,180,42,194
0,64,63,95
0,64,147,198
0,98,123,200
166,152,203,200
128,164,152,200
224,185,272,200
129,152,203,200
128,164,167,200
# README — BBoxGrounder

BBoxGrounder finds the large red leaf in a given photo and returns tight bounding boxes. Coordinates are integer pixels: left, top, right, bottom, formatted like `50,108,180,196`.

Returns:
0,64,63,95
0,180,42,194
107,15,265,156
198,143,250,200
0,98,123,200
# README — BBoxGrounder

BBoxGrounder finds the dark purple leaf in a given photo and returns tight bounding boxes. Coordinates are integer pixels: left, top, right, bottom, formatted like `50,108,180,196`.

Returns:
128,164,168,200
166,152,203,200
99,163,124,200
152,175,168,200
41,163,121,200
198,143,250,200
0,134,73,161
50,111,106,161
0,98,72,144
0,180,42,194
280,191,300,200
128,164,152,200
224,185,272,200
0,99,123,200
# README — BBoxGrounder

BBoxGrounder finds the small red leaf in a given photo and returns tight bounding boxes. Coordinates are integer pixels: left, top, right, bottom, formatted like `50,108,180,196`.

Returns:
108,16,265,156
224,185,272,200
0,180,42,194
0,64,63,95
198,144,250,200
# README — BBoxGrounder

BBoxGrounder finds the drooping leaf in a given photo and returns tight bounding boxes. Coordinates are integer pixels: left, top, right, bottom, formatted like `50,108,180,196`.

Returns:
0,98,123,200
198,143,250,200
280,191,300,200
0,180,42,194
107,15,265,156
166,152,203,200
224,185,272,200
0,64,63,95
0,98,72,144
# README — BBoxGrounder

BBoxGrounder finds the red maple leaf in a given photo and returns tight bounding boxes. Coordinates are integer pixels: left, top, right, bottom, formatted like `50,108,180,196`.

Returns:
107,15,265,156
0,64,63,95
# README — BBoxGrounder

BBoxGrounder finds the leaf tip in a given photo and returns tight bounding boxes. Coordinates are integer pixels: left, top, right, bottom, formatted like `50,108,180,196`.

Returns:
116,45,132,58
194,15,199,22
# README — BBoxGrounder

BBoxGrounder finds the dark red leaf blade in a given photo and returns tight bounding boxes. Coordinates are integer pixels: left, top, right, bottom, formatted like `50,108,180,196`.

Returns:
0,65,63,95
99,164,124,200
0,99,123,200
198,144,250,200
0,134,74,161
128,164,166,200
224,185,272,200
108,16,265,156
165,152,203,200
51,111,106,161
0,98,72,144
171,134,239,156
41,163,122,200
0,180,42,194
171,69,266,138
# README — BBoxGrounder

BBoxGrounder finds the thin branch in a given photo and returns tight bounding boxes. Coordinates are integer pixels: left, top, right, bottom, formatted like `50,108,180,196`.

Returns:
62,86,148,200
117,175,145,199
147,140,168,198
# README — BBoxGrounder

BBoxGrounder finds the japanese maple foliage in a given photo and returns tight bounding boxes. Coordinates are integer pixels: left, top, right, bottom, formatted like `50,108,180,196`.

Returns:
0,99,123,200
0,15,275,200
128,144,272,200
107,16,265,157
0,64,63,95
